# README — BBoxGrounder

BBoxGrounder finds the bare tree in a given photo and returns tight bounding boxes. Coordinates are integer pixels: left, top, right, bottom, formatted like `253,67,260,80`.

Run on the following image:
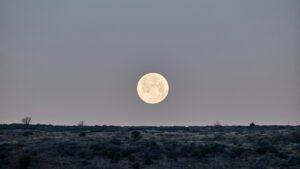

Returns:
214,121,222,127
21,117,32,125
78,121,85,126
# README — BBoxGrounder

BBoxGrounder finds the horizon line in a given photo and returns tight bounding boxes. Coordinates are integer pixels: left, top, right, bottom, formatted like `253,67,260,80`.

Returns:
0,123,299,127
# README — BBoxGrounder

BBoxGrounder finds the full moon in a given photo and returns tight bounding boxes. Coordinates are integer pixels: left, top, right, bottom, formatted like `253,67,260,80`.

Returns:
137,73,169,104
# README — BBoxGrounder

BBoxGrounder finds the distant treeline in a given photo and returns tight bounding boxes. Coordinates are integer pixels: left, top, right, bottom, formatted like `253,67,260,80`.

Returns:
0,123,298,133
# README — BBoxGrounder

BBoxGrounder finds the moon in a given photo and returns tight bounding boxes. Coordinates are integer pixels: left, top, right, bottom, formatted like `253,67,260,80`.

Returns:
137,73,169,104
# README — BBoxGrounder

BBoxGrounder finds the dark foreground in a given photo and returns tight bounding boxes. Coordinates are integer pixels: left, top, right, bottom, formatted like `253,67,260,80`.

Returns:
0,124,300,169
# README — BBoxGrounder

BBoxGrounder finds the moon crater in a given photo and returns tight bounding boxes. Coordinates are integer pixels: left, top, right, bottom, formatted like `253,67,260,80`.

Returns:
137,73,169,104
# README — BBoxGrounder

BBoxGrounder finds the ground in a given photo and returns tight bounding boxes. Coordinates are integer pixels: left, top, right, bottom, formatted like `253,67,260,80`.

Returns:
0,125,299,169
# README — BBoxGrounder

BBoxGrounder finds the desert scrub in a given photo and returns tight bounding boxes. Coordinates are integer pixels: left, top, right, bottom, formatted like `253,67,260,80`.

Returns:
143,153,153,165
104,145,122,162
57,142,81,157
109,138,122,145
0,143,12,168
79,132,86,137
287,152,300,166
121,147,137,158
192,143,226,158
255,140,278,155
131,131,142,141
0,143,12,159
132,162,140,169
229,146,245,158
19,154,31,169
22,131,33,137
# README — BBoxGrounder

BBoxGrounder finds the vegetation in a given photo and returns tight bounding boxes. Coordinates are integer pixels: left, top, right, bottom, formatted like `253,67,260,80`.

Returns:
131,130,142,141
0,124,299,168
79,131,86,137
19,154,31,169
78,121,85,127
21,117,31,125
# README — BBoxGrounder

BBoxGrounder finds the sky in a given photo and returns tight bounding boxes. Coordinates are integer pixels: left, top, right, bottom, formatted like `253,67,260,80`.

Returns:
0,0,299,126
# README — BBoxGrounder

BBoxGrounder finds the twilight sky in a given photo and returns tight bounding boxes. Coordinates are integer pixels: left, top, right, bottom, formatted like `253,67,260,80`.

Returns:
0,0,299,125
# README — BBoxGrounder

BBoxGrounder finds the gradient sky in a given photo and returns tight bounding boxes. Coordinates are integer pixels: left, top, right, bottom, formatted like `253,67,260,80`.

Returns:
1,0,299,125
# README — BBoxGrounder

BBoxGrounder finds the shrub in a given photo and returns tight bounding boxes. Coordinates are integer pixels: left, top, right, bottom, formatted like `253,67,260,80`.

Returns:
277,151,288,159
77,151,92,159
90,143,104,152
255,141,277,155
250,158,268,169
290,130,300,143
122,147,137,157
79,132,86,137
0,144,12,159
206,156,232,169
81,160,89,166
192,143,226,158
128,154,137,162
144,153,153,165
132,162,140,169
131,131,142,141
287,152,300,166
57,143,79,156
148,148,162,160
180,144,195,157
214,134,225,141
104,145,122,162
165,150,178,161
229,146,245,158
109,138,122,145
19,154,31,169
22,131,33,137
143,140,162,160
250,122,256,127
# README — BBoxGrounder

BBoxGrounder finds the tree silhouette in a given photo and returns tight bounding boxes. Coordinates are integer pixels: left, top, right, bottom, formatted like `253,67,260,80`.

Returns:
21,117,31,125
78,121,85,126
214,121,222,127
250,122,256,127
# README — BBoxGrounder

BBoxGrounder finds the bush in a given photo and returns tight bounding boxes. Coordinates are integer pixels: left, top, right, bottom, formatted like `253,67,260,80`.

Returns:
90,143,105,152
77,151,92,159
287,152,300,166
81,160,89,166
165,150,178,161
192,143,226,158
109,138,122,145
0,144,12,159
128,154,137,162
132,162,140,169
104,145,122,162
290,130,300,143
144,153,153,165
57,143,79,156
131,131,142,141
255,141,277,155
250,158,268,169
19,154,31,169
180,144,195,158
79,132,86,137
229,146,245,158
22,131,33,137
206,156,232,169
122,147,137,157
